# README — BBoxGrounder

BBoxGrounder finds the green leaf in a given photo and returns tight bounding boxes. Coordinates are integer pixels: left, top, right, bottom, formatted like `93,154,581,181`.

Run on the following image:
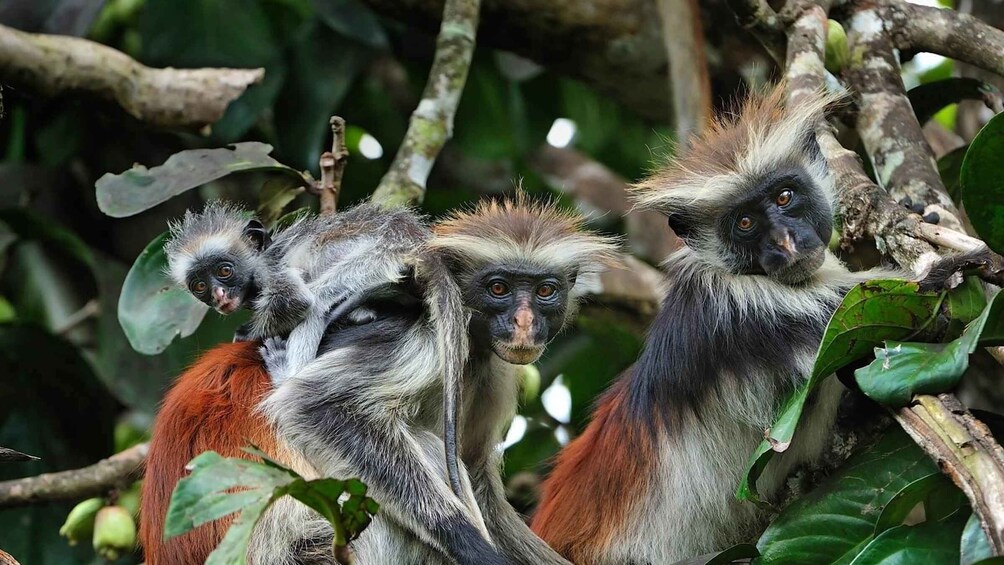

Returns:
938,145,967,205
312,0,389,49
873,473,953,534
166,450,377,563
855,290,1004,406
117,231,208,355
961,512,995,565
961,111,1004,253
257,178,305,226
847,510,968,565
908,78,1002,126
739,280,943,501
756,428,938,564
95,142,308,218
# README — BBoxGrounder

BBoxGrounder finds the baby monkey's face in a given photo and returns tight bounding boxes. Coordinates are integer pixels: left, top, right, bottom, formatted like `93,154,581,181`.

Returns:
187,254,254,314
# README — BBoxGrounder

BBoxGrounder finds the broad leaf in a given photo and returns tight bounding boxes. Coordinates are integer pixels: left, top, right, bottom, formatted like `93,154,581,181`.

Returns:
117,232,208,355
739,280,943,501
855,290,1004,406
908,78,1002,126
756,428,939,564
312,0,389,49
166,451,378,564
847,510,968,565
961,512,995,565
961,112,1004,253
257,178,305,226
96,143,309,218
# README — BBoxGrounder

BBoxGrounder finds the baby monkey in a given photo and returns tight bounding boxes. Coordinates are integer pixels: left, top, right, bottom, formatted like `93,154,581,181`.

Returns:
165,202,312,340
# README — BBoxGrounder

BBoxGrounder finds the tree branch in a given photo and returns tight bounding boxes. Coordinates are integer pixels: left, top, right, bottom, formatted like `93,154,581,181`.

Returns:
884,0,1004,80
843,4,964,232
0,23,263,130
319,116,349,215
656,0,712,141
0,443,147,509
725,0,786,63
370,0,481,207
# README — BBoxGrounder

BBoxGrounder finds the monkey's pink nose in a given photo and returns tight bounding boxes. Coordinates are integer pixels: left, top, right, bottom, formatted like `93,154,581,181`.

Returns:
214,287,226,302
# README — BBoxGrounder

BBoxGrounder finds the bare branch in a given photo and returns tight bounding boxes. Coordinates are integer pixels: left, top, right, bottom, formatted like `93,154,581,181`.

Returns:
0,23,263,130
656,0,712,141
843,5,963,232
894,395,1004,552
884,0,1004,80
0,444,147,509
370,0,481,207
319,117,350,215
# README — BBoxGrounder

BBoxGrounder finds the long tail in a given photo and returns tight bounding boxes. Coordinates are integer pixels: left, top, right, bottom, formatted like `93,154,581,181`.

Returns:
422,256,471,499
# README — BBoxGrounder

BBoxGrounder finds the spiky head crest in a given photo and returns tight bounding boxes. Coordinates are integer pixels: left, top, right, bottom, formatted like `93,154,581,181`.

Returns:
629,83,839,269
430,191,621,280
163,201,259,284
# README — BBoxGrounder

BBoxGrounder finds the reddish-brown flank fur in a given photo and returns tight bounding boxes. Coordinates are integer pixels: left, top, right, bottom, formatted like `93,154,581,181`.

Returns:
140,341,278,565
531,377,656,564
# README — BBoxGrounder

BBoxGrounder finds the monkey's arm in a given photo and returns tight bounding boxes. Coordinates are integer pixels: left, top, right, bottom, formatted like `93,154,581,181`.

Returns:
249,264,314,338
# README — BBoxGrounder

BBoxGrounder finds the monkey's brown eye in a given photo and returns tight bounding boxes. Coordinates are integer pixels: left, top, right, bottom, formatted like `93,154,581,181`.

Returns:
737,216,754,231
776,189,793,207
217,264,234,279
191,281,208,294
537,284,557,299
489,281,509,297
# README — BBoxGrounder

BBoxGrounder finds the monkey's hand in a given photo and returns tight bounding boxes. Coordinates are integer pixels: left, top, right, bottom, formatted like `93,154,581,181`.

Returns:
261,336,290,384
918,246,1004,292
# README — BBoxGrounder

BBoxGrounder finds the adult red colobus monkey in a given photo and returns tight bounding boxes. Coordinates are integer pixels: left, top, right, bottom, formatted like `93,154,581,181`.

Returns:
531,85,903,563
141,196,618,565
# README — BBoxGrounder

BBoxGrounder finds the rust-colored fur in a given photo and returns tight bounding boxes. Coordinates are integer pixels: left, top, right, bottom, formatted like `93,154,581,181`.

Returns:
531,377,655,564
140,341,278,565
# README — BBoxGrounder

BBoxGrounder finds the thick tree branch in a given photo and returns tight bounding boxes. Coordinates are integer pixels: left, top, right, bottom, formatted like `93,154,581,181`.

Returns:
0,443,147,509
370,0,480,207
0,23,263,130
844,5,963,232
884,0,1004,80
656,0,712,141
895,395,1004,552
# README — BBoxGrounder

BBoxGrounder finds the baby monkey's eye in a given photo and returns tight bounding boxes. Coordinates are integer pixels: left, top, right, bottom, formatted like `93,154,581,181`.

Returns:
488,280,510,297
191,280,208,294
536,283,557,299
217,263,234,279
737,216,754,232
776,189,793,207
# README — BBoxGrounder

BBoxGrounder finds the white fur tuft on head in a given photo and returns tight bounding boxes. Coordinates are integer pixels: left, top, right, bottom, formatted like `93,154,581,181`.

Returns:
163,201,259,285
429,191,622,288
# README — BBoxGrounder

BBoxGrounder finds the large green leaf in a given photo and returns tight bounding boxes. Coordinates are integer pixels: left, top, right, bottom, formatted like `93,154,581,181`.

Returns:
739,280,944,501
117,231,208,355
855,290,1004,406
961,111,1004,253
847,510,968,565
961,512,995,565
908,78,1002,126
166,450,378,564
756,428,939,564
95,143,308,218
312,0,389,49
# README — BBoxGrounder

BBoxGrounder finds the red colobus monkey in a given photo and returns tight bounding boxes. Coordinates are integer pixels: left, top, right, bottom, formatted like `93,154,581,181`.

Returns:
531,85,904,563
141,196,618,565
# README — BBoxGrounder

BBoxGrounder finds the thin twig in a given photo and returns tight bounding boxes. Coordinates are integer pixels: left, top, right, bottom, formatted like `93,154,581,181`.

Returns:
0,447,38,462
0,23,263,130
0,443,147,509
319,117,350,215
370,0,481,207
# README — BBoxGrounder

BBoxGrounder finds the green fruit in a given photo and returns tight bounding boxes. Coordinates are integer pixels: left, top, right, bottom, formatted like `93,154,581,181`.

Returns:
825,20,849,73
518,364,541,404
59,497,104,546
93,506,136,561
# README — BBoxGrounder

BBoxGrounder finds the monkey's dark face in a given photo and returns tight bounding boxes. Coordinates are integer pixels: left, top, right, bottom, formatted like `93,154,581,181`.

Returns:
716,166,832,283
187,254,255,314
465,266,572,365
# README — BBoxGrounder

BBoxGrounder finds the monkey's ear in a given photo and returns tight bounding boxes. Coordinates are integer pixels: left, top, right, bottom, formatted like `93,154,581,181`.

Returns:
666,212,694,241
802,127,823,162
244,219,271,251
